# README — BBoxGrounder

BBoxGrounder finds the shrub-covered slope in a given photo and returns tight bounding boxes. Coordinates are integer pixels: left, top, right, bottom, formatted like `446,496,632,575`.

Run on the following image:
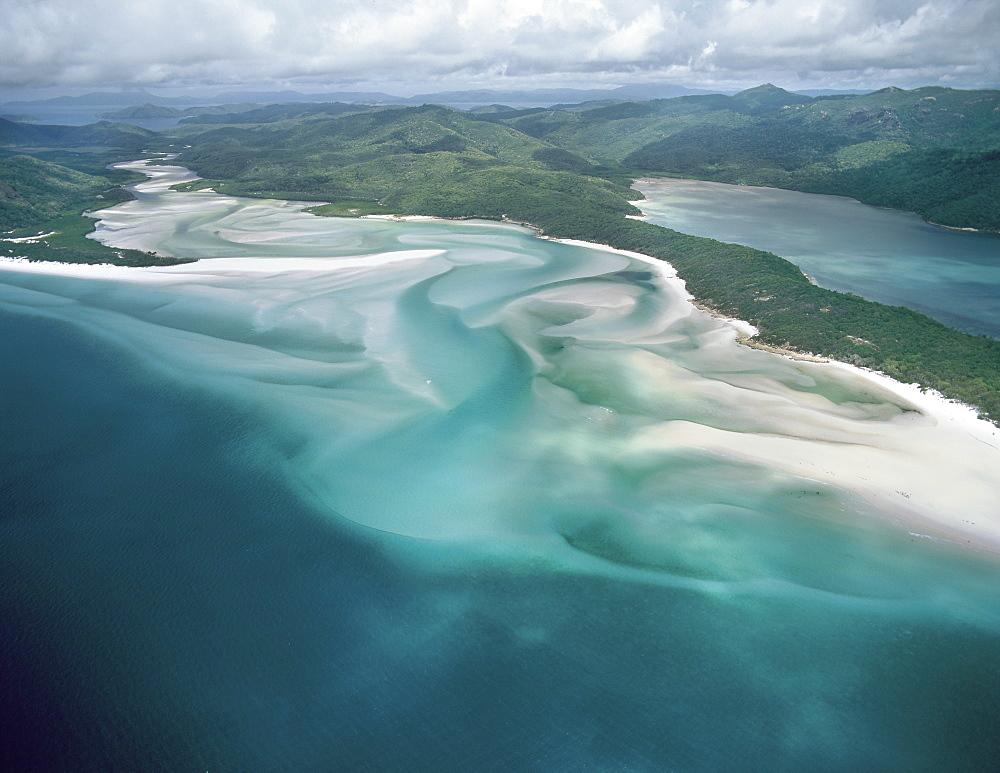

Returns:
471,84,1000,230
165,103,1000,421
0,155,126,228
0,155,179,265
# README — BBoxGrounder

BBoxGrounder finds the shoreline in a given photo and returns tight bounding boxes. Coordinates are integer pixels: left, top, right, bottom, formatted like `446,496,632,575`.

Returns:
632,175,1000,235
6,160,1000,555
532,235,1000,556
9,159,986,403
8,158,989,382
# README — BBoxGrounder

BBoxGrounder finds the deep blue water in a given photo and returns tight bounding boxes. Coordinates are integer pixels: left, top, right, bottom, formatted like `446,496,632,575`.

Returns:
3,280,1000,771
3,168,1000,770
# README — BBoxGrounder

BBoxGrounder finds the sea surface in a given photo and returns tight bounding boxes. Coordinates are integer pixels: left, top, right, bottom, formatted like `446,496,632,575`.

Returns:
0,102,191,130
2,163,1000,771
635,178,1000,339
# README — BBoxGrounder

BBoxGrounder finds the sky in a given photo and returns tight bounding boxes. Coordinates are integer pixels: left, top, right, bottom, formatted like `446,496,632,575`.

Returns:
1,0,998,99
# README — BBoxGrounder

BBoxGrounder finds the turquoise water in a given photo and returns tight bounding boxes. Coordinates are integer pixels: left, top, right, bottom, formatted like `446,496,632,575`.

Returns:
635,178,1000,338
2,163,1000,770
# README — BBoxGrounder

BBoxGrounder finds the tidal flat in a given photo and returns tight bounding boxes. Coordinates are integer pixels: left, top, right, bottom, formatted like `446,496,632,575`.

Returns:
1,161,999,770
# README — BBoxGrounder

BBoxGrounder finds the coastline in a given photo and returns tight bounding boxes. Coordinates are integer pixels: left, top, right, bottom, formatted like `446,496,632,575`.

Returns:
542,235,1000,556
6,159,1000,555
20,157,992,414
11,157,995,399
929,221,986,233
7,235,1000,557
632,175,1000,235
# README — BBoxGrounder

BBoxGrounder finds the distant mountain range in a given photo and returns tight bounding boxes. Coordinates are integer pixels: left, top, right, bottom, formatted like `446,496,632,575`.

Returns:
2,82,998,421
1,83,765,111
2,84,880,127
3,89,175,107
4,84,717,109
402,83,722,104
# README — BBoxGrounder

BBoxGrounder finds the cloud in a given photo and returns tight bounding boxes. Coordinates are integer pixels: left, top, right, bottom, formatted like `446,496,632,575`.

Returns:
1,0,997,91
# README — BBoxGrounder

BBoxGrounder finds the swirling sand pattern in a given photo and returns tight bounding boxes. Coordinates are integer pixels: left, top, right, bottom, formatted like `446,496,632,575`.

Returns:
3,162,1000,769
3,162,999,583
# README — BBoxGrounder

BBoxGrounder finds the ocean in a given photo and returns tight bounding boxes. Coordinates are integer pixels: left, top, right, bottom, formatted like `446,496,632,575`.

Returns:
2,163,999,770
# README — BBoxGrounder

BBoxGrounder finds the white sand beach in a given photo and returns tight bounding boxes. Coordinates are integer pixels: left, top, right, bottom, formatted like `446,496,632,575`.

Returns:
4,159,999,556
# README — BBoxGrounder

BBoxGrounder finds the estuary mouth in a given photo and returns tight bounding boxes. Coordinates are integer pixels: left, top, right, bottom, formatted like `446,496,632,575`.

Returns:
3,162,999,559
4,160,1000,772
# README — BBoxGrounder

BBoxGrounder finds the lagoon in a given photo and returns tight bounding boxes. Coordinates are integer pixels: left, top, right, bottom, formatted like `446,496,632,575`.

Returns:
635,177,1000,338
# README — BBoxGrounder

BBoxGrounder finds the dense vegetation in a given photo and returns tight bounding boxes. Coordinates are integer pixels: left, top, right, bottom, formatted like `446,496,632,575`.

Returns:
156,97,999,421
146,83,1000,230
0,152,182,265
1,86,998,419
0,155,129,226
165,104,640,219
178,101,385,125
478,84,1000,230
0,116,156,152
541,215,1000,423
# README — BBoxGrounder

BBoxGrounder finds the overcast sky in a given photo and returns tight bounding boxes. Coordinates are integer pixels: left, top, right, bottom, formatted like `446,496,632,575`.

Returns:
2,0,998,97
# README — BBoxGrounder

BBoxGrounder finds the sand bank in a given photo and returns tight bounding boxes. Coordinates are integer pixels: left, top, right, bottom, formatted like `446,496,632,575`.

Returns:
7,158,998,555
545,237,1000,555
7,227,999,556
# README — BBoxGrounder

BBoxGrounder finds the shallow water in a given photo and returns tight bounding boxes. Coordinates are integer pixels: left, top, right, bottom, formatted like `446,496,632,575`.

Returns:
2,163,1000,770
635,177,1000,338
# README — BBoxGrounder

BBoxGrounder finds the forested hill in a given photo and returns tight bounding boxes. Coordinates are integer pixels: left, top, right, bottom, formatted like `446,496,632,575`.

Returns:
0,148,177,266
155,97,1000,421
477,84,1000,231
0,117,155,151
2,87,998,419
0,155,121,227
165,104,640,220
167,83,1000,230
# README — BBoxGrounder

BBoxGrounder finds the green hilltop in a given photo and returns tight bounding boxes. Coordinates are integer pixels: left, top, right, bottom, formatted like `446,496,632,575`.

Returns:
167,104,639,221
2,86,999,419
153,84,1000,233
0,154,121,227
471,84,1000,230
0,116,156,152
0,148,180,266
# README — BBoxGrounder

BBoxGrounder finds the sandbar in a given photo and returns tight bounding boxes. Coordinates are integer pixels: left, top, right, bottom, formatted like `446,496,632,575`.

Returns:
4,159,999,556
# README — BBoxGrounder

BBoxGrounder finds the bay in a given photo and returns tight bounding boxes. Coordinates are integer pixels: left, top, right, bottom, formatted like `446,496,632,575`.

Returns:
0,101,191,130
2,162,1000,770
634,177,1000,338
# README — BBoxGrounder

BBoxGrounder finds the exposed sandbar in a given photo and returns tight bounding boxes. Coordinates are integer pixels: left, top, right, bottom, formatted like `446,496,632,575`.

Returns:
6,159,999,555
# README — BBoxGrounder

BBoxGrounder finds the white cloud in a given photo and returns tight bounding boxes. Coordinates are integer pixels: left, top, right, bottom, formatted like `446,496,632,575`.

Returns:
0,0,997,92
